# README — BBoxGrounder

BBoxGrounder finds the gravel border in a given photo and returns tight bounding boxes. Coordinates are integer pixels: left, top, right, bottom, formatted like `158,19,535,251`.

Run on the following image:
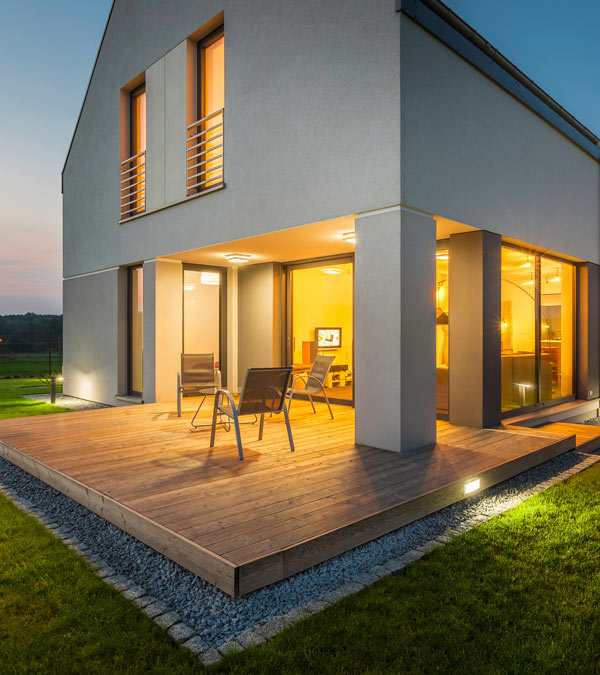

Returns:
22,394,111,411
1,444,599,665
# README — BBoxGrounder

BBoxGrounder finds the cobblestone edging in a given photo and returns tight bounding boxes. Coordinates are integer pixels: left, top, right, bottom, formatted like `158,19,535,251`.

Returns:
1,451,598,667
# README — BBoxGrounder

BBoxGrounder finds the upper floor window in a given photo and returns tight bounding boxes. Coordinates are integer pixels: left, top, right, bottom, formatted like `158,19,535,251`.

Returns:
186,28,224,195
121,83,146,219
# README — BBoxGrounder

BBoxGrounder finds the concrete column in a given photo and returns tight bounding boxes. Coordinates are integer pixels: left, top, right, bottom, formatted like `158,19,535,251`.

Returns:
142,261,157,403
145,58,166,212
354,207,436,452
448,230,501,428
577,262,600,400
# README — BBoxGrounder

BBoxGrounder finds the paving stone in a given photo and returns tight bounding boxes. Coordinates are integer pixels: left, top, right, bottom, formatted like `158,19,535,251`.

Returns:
235,630,266,649
96,565,116,579
254,617,290,639
435,533,453,544
351,571,380,586
200,648,222,666
182,635,209,655
282,606,312,623
123,586,145,601
303,599,331,614
219,640,244,655
369,564,390,578
383,557,406,573
133,595,155,609
143,601,170,619
105,574,130,592
168,622,196,643
400,549,423,564
154,611,181,630
322,582,364,604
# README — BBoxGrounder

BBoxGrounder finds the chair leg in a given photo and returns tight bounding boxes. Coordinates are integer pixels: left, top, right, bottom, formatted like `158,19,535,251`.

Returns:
209,393,220,448
233,413,244,460
283,405,295,453
321,385,334,420
258,413,265,441
190,395,207,428
307,393,316,414
287,389,294,413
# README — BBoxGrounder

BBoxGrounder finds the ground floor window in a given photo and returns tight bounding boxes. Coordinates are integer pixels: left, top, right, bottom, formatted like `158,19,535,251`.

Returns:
128,265,143,395
287,258,353,405
501,245,575,413
436,248,449,416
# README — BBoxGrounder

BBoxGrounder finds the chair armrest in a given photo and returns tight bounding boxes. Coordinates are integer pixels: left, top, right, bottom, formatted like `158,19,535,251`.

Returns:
215,388,237,413
216,369,222,389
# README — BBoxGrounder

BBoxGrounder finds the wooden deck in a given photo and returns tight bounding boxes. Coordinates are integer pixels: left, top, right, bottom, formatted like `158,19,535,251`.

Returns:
0,400,576,596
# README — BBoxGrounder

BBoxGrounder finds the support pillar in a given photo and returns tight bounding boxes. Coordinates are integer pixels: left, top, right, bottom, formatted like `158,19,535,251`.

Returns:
448,230,501,428
354,207,436,452
577,262,600,400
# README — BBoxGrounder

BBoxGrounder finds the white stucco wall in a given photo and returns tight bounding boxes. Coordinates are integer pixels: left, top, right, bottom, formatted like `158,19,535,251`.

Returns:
401,17,600,263
62,0,401,278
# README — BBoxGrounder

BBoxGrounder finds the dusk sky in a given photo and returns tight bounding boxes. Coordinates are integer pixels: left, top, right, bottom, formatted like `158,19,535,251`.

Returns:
0,0,599,315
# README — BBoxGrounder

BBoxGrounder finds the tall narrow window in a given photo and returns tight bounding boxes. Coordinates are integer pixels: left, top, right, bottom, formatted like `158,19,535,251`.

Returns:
121,84,146,218
128,266,143,395
186,29,224,195
436,249,449,416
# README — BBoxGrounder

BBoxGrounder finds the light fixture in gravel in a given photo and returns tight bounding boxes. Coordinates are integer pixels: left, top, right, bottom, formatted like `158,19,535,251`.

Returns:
464,478,481,495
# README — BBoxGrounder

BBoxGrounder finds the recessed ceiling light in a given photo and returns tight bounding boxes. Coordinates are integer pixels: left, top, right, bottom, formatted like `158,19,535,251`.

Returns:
225,253,252,264
321,267,343,275
342,231,356,244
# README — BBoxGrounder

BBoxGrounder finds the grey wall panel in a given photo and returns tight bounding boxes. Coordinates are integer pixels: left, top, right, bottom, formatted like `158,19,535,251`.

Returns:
401,17,600,263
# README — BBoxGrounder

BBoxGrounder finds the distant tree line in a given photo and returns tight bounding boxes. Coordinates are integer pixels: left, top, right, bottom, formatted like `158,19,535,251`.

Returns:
0,313,63,354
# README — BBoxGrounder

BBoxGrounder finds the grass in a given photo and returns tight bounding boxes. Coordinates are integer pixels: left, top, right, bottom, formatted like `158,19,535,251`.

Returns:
1,383,599,672
0,378,69,420
0,354,63,379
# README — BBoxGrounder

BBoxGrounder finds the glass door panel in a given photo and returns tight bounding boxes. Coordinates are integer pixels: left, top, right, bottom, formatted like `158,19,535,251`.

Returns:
540,257,574,402
289,260,353,405
436,249,449,416
183,268,223,370
501,248,536,411
128,266,143,395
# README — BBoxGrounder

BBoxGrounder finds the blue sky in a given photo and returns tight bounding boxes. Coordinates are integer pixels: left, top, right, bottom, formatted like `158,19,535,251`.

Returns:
0,0,598,314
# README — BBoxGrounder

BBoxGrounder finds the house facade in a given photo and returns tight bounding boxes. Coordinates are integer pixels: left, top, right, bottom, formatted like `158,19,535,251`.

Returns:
62,0,600,454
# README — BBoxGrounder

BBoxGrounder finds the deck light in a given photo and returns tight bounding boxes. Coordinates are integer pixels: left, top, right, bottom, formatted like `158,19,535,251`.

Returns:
342,231,356,244
464,478,480,495
321,267,343,275
225,253,252,264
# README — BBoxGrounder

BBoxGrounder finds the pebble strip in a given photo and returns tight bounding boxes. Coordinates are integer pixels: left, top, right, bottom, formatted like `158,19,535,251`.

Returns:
1,449,598,666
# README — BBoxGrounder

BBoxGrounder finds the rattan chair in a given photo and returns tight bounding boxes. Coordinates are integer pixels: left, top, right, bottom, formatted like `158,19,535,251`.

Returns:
287,355,335,419
176,353,221,426
209,367,294,460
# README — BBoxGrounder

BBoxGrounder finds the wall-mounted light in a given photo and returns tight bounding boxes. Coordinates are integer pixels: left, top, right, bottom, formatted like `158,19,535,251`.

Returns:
200,272,220,286
321,267,343,275
342,231,356,244
225,253,252,264
464,478,480,495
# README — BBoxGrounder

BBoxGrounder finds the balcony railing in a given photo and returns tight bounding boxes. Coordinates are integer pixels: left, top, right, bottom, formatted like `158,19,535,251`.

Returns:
120,150,146,219
186,108,224,196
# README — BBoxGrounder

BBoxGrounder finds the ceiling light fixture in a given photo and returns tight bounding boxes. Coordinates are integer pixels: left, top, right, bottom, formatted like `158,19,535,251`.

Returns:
342,231,356,244
321,267,343,275
224,253,252,264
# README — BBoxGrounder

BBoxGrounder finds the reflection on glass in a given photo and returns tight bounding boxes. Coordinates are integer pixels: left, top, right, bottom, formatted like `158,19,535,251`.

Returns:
202,33,224,189
436,250,449,415
129,85,146,214
540,257,574,401
501,248,536,411
129,267,143,394
291,262,353,403
183,269,221,367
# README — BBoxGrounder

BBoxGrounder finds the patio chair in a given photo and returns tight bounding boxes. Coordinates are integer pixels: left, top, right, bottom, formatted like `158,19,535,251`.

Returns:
287,355,335,419
209,367,294,460
176,353,221,425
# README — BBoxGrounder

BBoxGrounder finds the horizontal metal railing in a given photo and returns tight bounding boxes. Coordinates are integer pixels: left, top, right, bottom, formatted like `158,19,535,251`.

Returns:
186,108,224,195
120,150,146,219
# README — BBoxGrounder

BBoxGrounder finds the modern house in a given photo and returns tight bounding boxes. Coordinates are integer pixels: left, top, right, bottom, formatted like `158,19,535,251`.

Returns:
62,0,600,454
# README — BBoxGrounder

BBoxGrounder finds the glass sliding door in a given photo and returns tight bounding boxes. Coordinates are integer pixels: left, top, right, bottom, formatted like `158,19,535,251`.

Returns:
436,248,449,416
183,266,226,382
288,258,353,405
128,266,143,395
501,245,575,413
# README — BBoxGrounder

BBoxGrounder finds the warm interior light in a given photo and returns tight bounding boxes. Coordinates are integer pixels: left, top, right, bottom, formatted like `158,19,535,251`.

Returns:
200,272,220,286
436,253,449,260
342,231,356,244
321,267,343,275
502,320,509,329
57,376,64,382
225,253,252,264
464,478,480,495
183,285,195,291
522,279,535,286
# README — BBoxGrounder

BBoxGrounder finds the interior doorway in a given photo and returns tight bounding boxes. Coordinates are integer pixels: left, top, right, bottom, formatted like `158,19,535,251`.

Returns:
286,257,354,406
182,265,227,386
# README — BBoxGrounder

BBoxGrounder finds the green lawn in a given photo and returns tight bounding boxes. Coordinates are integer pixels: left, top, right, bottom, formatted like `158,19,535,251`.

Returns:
0,378,69,420
1,380,599,673
0,354,63,379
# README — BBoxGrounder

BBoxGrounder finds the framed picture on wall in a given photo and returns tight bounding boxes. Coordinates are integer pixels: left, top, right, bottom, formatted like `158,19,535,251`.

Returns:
316,327,342,349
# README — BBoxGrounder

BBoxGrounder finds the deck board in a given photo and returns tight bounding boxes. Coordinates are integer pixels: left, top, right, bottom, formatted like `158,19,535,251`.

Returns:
0,399,576,596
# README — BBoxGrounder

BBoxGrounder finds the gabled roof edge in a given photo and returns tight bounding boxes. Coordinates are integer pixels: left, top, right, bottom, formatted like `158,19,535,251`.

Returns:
61,1,115,191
